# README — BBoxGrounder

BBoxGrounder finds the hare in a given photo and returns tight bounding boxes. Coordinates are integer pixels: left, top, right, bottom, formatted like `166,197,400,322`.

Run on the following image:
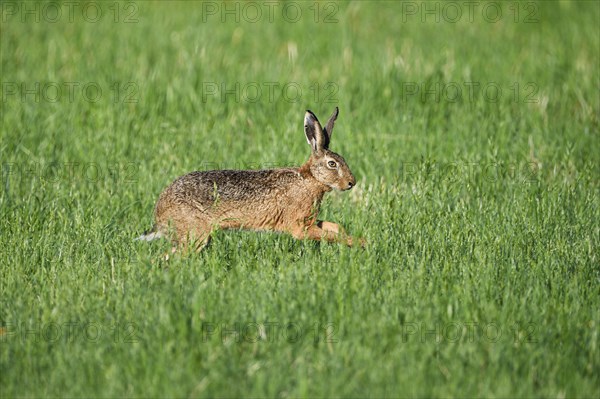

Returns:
138,107,363,253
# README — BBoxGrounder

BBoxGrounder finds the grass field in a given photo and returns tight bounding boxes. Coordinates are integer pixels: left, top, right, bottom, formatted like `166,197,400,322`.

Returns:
1,1,599,397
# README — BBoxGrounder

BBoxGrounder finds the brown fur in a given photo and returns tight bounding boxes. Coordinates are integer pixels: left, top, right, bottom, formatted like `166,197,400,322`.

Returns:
141,108,363,252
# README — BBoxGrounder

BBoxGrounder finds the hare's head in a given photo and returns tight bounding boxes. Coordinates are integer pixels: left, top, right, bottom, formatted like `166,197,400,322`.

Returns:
304,107,356,191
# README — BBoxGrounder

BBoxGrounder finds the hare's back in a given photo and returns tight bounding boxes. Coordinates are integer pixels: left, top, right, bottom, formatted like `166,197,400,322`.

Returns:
168,168,300,202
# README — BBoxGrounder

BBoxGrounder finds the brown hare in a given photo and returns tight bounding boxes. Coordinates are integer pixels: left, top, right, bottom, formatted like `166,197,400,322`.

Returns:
138,107,363,253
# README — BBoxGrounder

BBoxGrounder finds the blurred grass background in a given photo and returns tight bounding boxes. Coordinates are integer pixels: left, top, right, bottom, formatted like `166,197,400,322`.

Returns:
1,1,599,397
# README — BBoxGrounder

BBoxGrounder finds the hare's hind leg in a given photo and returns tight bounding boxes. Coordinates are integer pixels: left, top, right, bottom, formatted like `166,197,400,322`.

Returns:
164,229,211,260
174,219,212,254
159,207,212,259
178,233,212,253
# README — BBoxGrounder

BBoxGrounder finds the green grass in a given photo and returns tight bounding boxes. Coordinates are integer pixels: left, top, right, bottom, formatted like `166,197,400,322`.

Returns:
1,1,599,397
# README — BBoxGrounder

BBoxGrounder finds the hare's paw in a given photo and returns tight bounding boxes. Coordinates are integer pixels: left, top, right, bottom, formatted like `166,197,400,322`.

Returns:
346,236,367,248
317,220,342,234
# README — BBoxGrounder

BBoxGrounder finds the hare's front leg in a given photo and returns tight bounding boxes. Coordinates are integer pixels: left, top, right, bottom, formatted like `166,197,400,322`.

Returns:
317,221,366,247
317,221,341,234
293,222,365,247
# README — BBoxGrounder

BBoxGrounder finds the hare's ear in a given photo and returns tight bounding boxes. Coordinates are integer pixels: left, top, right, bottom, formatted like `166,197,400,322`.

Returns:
323,106,339,141
304,110,328,153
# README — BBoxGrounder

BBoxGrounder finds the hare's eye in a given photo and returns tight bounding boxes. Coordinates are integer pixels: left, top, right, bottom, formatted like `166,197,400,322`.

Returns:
327,160,337,168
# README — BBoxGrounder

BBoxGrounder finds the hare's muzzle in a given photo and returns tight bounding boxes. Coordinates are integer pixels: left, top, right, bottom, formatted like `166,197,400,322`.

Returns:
345,176,356,190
